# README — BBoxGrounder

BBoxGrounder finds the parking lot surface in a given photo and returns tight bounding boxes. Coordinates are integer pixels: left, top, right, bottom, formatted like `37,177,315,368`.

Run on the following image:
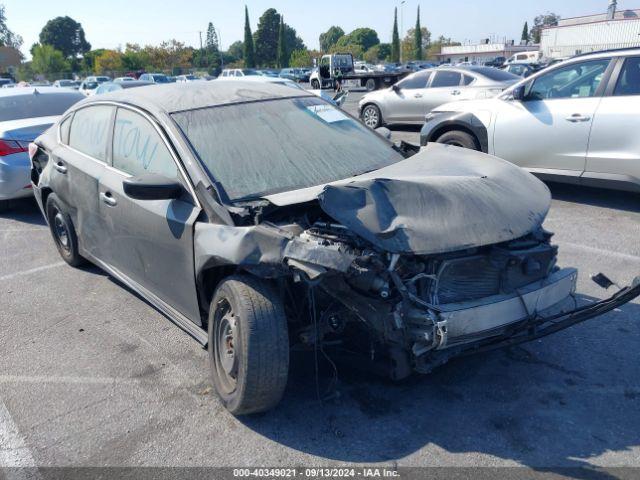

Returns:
1,90,639,471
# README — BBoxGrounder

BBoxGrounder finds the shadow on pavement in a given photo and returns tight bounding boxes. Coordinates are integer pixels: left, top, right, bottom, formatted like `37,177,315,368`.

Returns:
0,197,46,226
240,297,640,478
548,183,640,214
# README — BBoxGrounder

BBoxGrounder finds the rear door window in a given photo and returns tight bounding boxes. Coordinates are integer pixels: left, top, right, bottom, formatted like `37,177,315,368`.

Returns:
613,57,640,96
397,71,432,89
112,108,177,178
431,71,462,87
59,113,73,144
68,105,114,162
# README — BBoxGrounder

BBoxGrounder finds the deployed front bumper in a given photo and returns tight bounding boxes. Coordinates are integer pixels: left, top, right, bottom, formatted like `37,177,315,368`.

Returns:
437,268,577,349
410,269,640,372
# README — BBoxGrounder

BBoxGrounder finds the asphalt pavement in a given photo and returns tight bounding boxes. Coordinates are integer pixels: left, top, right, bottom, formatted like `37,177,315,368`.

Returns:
1,90,639,474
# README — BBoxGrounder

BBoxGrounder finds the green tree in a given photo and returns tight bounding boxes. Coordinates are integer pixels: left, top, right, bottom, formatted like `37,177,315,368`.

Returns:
253,8,279,66
121,43,147,71
284,24,305,54
277,16,287,67
95,49,122,74
530,12,560,43
31,44,69,78
228,40,244,61
333,28,379,58
0,5,23,50
319,26,344,52
402,27,431,61
414,6,423,60
39,16,90,58
243,6,255,68
82,48,105,72
289,49,311,67
391,7,400,63
199,22,220,70
364,43,392,63
521,21,529,43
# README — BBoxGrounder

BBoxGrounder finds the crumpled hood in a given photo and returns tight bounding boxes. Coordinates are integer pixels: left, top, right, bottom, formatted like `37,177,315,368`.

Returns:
316,143,551,255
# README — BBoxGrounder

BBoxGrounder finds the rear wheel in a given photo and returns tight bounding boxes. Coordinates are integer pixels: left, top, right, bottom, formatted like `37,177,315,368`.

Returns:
311,79,320,89
208,275,289,415
361,104,382,129
435,130,478,150
45,193,85,267
365,78,376,92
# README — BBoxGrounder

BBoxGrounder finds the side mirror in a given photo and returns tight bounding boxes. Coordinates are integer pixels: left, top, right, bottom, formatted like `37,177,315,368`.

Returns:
392,84,400,93
123,174,183,201
511,85,526,101
375,127,392,140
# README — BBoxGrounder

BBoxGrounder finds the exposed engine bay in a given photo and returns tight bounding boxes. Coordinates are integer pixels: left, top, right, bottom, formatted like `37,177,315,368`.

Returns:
192,144,639,380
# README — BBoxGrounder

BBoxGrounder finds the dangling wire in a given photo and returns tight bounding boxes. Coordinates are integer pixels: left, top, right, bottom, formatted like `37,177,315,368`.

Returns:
307,288,340,403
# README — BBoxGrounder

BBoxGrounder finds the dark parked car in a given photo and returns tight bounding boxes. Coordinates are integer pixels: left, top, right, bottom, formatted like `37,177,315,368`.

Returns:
30,81,640,415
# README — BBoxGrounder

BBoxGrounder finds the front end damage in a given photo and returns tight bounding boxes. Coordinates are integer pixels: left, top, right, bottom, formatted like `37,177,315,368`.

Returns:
193,146,640,379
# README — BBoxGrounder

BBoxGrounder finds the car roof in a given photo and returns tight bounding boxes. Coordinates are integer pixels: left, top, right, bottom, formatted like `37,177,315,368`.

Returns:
572,46,640,59
78,80,313,114
0,86,78,98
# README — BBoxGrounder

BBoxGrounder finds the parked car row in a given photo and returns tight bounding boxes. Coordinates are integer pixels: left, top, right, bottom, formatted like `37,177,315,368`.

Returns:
418,48,640,193
359,66,520,127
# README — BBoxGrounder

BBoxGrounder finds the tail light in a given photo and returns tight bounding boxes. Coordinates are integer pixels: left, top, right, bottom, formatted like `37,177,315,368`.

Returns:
0,139,29,156
28,142,39,161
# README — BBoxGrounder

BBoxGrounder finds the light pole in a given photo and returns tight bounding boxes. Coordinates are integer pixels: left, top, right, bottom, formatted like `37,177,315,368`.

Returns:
400,0,406,63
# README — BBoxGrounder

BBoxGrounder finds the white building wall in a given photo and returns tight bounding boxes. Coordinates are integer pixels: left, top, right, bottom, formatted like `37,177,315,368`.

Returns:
439,44,537,64
541,18,640,58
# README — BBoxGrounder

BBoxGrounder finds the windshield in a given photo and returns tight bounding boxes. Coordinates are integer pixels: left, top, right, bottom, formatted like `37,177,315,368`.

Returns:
242,69,260,76
152,75,169,83
0,92,83,121
172,97,403,200
83,82,98,89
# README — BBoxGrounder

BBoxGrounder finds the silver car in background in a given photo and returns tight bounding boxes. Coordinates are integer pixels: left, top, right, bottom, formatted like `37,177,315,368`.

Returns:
420,48,640,192
359,66,519,128
0,87,83,210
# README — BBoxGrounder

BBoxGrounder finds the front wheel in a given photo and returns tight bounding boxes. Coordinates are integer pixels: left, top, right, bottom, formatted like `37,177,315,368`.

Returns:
208,275,289,415
361,104,382,129
435,130,479,150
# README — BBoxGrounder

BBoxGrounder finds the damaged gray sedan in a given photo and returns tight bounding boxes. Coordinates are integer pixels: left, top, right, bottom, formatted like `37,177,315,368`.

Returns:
30,82,640,415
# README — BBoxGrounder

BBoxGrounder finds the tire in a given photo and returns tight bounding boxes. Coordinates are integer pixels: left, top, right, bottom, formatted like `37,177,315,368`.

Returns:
208,274,289,415
361,104,382,129
435,130,479,150
311,79,320,89
365,78,376,92
45,193,85,267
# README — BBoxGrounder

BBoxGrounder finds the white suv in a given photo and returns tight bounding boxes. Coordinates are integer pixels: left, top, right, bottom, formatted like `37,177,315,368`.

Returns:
421,48,640,192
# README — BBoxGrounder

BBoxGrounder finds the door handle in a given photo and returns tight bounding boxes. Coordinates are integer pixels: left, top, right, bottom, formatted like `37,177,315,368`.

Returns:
54,161,67,174
451,90,461,96
414,93,423,98
100,191,117,207
565,114,591,123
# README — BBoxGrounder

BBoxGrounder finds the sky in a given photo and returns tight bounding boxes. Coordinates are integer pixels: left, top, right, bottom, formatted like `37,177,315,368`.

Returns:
6,0,639,58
